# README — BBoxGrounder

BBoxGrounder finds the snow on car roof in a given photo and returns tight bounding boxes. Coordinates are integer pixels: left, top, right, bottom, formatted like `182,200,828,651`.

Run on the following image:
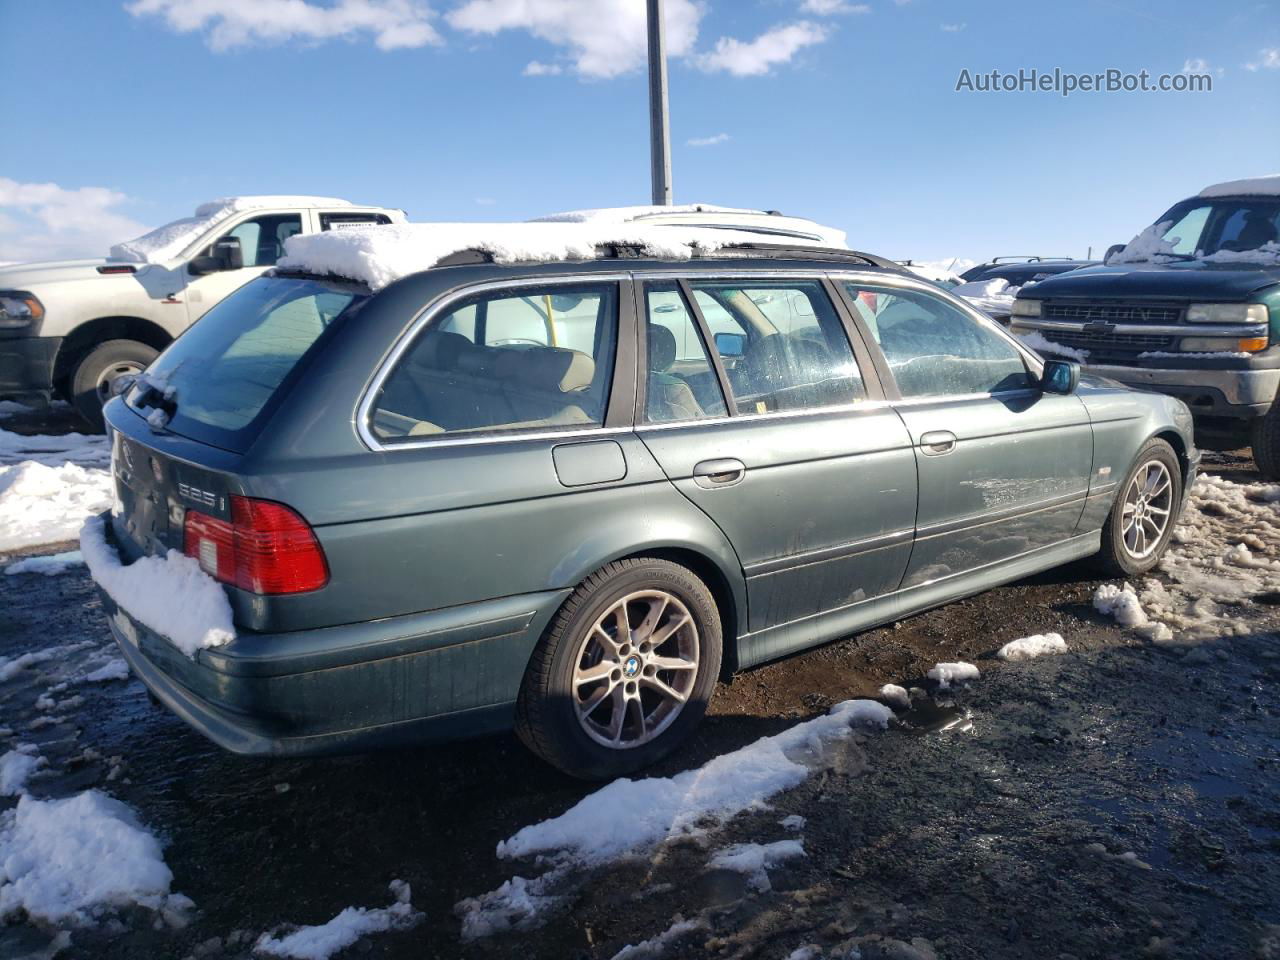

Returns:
531,203,766,223
109,195,355,264
1197,174,1280,198
277,221,842,291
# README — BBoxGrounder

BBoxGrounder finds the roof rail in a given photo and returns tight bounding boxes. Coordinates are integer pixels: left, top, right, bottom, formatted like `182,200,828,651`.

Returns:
434,242,901,270
989,255,1077,264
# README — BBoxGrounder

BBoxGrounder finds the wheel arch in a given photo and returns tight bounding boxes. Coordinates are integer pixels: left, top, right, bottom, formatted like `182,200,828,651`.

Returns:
52,316,173,396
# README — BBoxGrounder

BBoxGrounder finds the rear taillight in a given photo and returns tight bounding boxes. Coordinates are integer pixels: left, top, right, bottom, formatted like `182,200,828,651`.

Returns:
183,496,329,595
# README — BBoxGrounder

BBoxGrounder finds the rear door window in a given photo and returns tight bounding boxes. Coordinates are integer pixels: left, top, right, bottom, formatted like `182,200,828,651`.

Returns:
129,275,367,451
370,283,618,442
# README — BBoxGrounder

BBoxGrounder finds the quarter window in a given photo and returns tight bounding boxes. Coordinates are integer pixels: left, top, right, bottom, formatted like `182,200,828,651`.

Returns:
370,283,617,441
843,283,1032,398
688,280,865,414
643,283,727,423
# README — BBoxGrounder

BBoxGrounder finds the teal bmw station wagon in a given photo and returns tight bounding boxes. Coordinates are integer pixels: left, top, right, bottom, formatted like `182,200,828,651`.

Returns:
97,231,1197,778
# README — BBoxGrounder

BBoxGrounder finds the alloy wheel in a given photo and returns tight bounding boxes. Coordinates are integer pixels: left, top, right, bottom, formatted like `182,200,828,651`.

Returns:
1120,460,1173,560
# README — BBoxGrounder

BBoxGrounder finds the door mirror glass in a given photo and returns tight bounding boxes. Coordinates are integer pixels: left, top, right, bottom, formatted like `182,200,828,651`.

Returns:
713,331,747,358
212,236,244,270
1041,359,1080,395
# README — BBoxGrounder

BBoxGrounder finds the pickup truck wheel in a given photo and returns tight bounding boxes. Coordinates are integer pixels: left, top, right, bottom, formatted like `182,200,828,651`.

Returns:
1251,410,1280,480
1095,438,1182,577
515,558,722,780
71,339,158,431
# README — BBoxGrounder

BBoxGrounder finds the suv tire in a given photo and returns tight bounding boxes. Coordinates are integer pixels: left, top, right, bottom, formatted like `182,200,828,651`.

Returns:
71,339,158,432
1095,438,1182,577
1251,409,1280,481
516,557,722,780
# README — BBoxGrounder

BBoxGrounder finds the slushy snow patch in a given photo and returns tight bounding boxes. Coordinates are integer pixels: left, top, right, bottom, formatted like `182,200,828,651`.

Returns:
1093,583,1148,627
610,916,708,960
996,633,1068,661
80,515,235,658
82,658,129,683
5,550,84,576
926,662,980,690
109,196,355,264
1016,330,1089,363
879,683,911,710
457,699,892,937
0,790,190,925
0,462,111,551
707,839,805,892
0,745,44,796
0,428,109,468
279,222,840,292
779,814,806,831
254,880,422,960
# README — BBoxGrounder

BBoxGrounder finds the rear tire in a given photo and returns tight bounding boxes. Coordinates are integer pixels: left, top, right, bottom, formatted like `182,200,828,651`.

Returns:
71,339,158,432
1094,438,1182,577
515,558,722,780
1251,408,1280,480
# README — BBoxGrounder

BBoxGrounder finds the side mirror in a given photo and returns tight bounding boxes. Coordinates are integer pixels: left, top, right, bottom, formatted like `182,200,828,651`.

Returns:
1103,243,1126,264
189,236,244,275
714,331,747,358
1041,359,1080,395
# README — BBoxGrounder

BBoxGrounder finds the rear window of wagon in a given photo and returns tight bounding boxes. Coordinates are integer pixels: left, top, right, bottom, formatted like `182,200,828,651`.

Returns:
126,275,369,453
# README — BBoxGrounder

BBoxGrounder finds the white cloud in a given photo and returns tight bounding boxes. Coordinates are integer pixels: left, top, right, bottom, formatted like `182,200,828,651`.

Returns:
1244,48,1280,71
0,179,150,263
522,59,562,75
447,0,702,79
125,0,441,51
695,21,829,77
687,132,730,147
799,0,869,13
940,21,965,32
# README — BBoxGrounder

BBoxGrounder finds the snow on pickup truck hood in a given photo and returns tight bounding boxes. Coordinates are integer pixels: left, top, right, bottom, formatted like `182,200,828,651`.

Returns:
278,221,838,291
109,196,353,264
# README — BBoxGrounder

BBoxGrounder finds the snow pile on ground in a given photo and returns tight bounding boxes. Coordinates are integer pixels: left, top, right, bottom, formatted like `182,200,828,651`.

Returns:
879,683,911,710
779,814,806,831
255,880,423,960
1015,330,1090,363
456,699,892,938
953,278,1018,316
610,916,708,960
82,658,129,683
109,195,354,263
0,428,109,468
0,746,44,796
0,401,34,419
80,515,235,658
1198,174,1280,198
707,839,805,892
997,633,1068,661
279,222,834,291
1093,582,1149,626
0,790,191,926
5,550,84,576
926,662,980,690
0,462,112,551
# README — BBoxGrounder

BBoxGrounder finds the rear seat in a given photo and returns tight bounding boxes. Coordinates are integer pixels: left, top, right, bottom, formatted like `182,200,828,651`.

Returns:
373,331,598,438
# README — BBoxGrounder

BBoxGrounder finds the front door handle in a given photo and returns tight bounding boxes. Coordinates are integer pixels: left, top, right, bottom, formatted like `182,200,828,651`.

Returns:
693,458,746,488
919,430,957,456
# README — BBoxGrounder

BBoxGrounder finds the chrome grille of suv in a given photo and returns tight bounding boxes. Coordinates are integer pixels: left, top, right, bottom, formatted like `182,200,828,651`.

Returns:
1043,301,1183,325
1042,331,1175,352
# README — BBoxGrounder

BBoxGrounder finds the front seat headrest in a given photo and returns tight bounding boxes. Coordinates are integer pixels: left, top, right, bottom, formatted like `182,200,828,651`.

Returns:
648,325,678,373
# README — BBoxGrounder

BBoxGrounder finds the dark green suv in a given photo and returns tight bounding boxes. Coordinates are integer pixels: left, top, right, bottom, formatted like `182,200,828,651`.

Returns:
91,228,1196,778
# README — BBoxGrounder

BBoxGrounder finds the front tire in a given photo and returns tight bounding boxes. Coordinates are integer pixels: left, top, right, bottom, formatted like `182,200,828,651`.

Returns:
1251,408,1280,480
71,339,158,432
1095,438,1182,577
515,558,722,780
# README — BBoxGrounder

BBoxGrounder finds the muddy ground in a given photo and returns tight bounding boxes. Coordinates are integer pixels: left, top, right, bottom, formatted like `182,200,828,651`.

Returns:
1,410,1277,960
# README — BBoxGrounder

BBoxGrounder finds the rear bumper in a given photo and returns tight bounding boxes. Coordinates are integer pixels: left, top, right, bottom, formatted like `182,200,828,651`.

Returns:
100,577,566,757
1080,363,1279,419
0,335,60,399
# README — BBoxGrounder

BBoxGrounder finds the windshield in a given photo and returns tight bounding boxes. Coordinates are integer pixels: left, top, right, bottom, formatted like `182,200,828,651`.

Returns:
126,275,368,452
1116,197,1280,263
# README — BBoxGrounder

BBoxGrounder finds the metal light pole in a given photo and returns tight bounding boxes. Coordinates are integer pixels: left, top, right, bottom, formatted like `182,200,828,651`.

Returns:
646,0,673,205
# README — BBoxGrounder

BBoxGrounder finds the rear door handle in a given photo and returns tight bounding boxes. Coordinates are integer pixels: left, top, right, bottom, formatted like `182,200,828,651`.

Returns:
919,431,957,456
693,458,746,488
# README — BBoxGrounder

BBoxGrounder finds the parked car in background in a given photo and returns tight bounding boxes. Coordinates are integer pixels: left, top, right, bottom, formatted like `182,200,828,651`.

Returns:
0,196,404,427
89,222,1196,780
531,202,848,249
961,256,1100,286
1009,175,1280,476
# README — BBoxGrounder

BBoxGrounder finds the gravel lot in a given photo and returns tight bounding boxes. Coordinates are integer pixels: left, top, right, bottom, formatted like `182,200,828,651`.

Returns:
1,408,1277,960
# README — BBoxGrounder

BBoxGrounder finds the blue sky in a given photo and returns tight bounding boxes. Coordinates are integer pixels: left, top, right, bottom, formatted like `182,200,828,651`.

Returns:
2,0,1278,265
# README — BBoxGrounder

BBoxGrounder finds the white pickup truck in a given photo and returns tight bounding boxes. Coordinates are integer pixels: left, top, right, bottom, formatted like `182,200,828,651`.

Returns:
0,195,404,427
